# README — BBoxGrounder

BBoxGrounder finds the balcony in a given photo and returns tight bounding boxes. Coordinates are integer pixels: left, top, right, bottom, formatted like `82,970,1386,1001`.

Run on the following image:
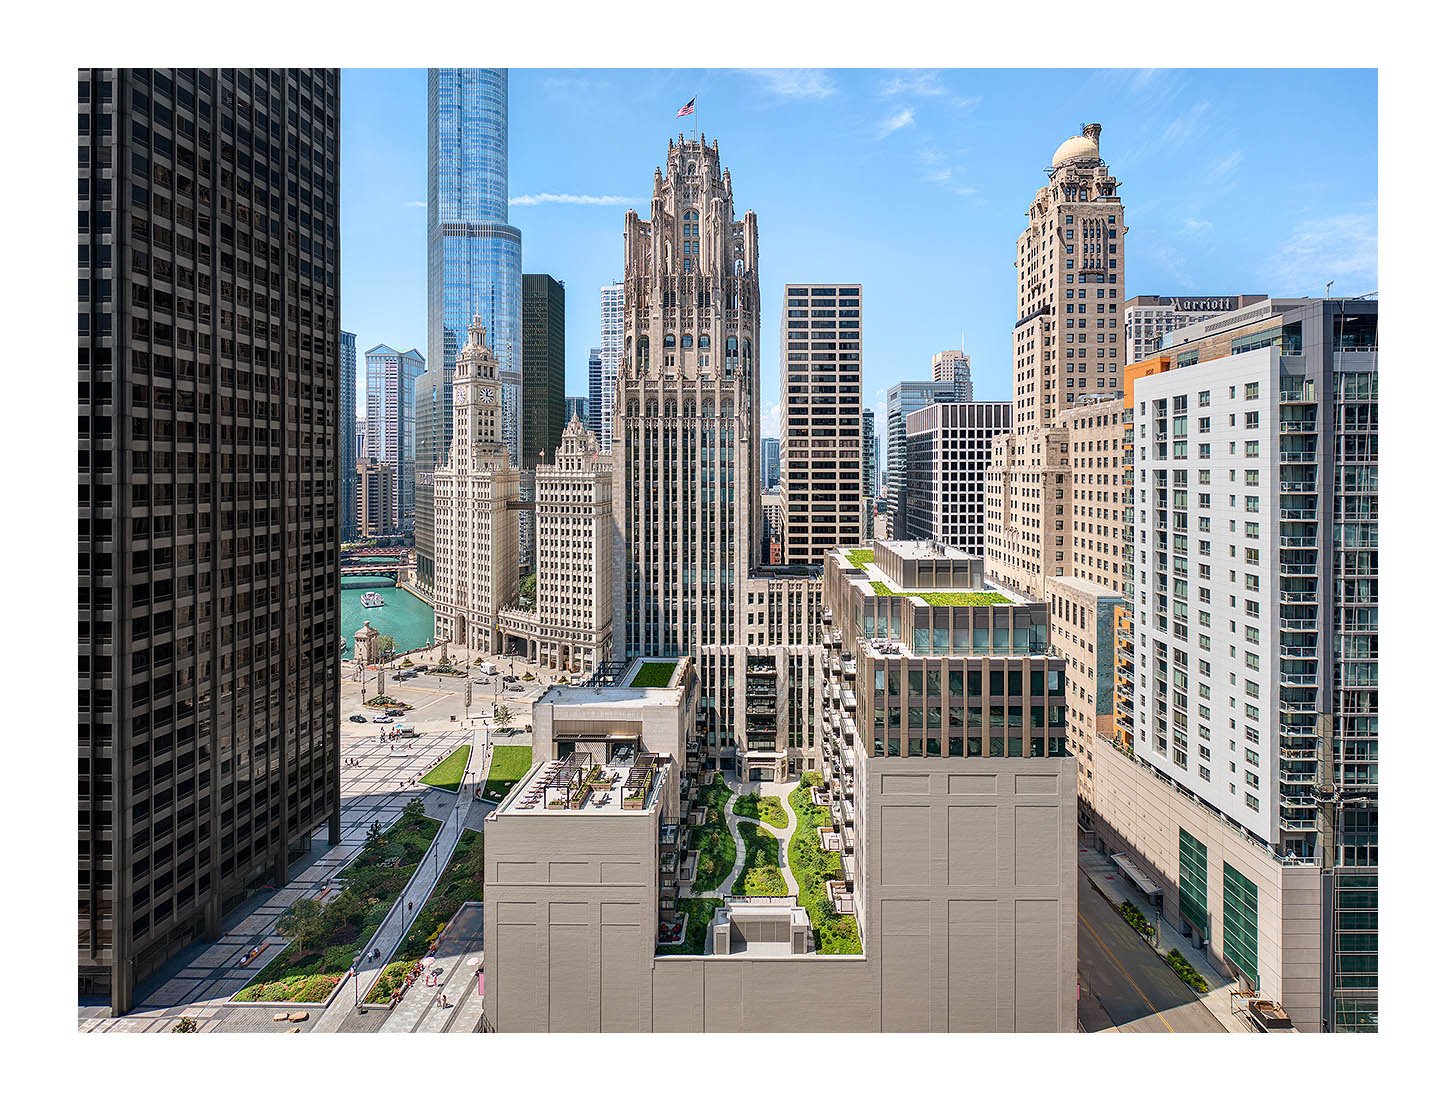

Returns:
1279,770,1317,786
1279,419,1317,434
1280,509,1317,521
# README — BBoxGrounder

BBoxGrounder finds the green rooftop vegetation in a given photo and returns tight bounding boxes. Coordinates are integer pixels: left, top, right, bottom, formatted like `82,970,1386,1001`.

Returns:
483,745,532,801
419,744,471,792
867,581,1011,606
629,659,679,688
844,548,875,571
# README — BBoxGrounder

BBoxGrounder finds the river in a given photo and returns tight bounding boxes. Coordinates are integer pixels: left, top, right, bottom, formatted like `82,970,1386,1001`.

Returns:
339,573,435,659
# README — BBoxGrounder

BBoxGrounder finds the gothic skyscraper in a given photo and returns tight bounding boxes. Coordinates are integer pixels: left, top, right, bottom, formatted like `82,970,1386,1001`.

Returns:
613,136,763,758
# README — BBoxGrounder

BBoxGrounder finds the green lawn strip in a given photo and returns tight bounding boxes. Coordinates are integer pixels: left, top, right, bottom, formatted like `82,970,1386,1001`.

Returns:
419,744,471,792
787,773,863,954
730,792,788,830
656,896,722,956
732,822,787,896
689,775,735,892
365,828,483,1004
629,659,678,688
866,582,1010,605
844,548,875,570
233,801,439,1003
482,745,533,801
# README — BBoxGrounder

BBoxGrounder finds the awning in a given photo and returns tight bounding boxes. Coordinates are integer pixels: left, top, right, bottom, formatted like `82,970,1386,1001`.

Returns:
1109,852,1163,901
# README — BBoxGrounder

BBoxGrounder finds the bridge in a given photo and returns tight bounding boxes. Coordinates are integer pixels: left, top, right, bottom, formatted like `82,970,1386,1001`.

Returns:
342,563,407,578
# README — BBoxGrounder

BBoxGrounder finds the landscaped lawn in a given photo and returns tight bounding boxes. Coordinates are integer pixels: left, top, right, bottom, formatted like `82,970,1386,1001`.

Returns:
629,659,679,688
689,774,735,892
731,792,788,830
233,800,439,1003
732,822,788,896
788,773,863,954
867,581,1010,606
366,828,483,1004
419,744,471,791
845,548,875,570
482,745,532,801
656,896,722,956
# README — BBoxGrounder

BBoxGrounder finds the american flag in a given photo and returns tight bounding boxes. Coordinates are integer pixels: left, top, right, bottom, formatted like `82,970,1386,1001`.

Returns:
676,97,695,118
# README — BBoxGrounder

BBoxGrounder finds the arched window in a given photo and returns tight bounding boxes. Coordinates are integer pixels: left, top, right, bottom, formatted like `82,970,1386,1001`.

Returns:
698,335,710,349
664,334,675,348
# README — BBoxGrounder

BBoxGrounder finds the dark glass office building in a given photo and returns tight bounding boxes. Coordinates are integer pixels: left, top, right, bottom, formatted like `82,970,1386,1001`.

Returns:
78,68,342,1014
521,273,566,468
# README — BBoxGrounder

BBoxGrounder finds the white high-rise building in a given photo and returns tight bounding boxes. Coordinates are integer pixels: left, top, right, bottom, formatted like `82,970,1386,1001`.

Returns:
432,316,520,651
364,343,426,531
598,282,624,452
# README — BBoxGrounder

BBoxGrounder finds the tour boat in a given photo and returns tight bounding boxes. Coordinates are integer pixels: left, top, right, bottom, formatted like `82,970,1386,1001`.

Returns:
361,591,385,608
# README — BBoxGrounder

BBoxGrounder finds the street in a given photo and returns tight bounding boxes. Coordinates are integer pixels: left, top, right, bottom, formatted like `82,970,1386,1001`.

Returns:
1077,869,1225,1033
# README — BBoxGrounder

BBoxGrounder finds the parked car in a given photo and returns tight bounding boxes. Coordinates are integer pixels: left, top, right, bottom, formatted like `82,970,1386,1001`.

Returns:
502,674,519,683
373,714,392,724
348,714,368,723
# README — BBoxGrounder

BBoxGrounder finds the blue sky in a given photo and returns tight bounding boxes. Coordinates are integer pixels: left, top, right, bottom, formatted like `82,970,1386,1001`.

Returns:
341,68,1376,436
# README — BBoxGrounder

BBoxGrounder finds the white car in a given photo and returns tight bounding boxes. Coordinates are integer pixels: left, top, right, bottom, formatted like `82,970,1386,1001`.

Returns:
372,714,392,723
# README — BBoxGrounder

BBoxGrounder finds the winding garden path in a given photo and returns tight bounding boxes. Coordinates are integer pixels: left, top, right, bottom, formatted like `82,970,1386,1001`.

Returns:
719,781,800,899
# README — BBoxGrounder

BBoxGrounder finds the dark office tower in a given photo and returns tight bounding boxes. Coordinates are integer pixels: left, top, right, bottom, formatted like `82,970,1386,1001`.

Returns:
521,274,566,468
564,395,590,425
78,68,342,1016
340,330,358,541
586,347,603,438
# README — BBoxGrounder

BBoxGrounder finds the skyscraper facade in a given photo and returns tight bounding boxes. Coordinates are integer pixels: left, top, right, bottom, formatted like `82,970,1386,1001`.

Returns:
886,379,955,537
427,67,523,466
585,347,603,436
903,401,1013,556
1092,298,1378,1032
565,395,590,425
598,282,624,452
861,408,877,498
79,67,341,1014
780,284,863,566
612,136,762,766
760,436,779,489
521,274,566,467
989,123,1127,598
364,343,425,532
340,330,358,541
931,348,973,401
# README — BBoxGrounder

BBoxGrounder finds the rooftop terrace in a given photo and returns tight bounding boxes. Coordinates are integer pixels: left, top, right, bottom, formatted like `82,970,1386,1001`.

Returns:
497,749,670,815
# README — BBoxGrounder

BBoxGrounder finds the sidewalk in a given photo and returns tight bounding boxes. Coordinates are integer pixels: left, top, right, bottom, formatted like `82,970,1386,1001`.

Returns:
1078,840,1252,1033
378,903,484,1033
313,740,480,1032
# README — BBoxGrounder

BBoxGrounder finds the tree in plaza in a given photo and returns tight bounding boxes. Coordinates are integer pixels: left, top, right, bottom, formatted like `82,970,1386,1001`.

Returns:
276,897,330,952
172,1017,198,1033
365,819,384,850
493,704,511,727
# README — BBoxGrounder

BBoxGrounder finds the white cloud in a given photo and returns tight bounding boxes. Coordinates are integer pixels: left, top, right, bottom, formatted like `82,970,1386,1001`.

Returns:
877,108,916,139
401,200,427,208
1182,217,1213,236
509,193,637,207
762,401,781,438
879,71,980,110
1211,150,1244,178
1162,99,1212,145
1262,211,1378,296
741,69,835,100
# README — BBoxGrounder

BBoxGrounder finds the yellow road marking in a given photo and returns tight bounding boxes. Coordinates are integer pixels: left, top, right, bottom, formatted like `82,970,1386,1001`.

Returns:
1079,911,1175,1034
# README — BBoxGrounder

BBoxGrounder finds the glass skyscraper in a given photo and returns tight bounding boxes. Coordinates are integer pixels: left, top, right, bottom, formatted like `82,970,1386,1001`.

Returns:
426,68,523,468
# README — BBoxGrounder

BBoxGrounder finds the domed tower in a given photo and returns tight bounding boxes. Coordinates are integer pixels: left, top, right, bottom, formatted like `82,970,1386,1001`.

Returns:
1011,122,1126,432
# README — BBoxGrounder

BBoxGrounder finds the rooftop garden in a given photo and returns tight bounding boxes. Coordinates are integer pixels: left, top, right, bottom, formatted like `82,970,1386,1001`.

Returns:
788,773,863,955
419,744,471,792
656,896,722,956
689,774,735,892
629,659,679,689
483,746,532,801
844,548,875,571
868,581,1011,606
731,792,788,830
366,828,483,1004
233,799,438,1003
732,822,788,896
